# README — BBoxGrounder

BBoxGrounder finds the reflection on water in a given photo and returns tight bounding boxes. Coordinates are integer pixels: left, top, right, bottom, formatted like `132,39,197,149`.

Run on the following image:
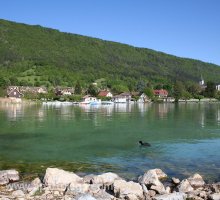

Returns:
0,102,220,181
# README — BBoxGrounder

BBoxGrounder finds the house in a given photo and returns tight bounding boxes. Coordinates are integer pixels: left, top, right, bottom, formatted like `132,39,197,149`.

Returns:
7,88,23,99
216,84,220,91
112,95,127,103
199,76,207,90
112,92,131,103
80,95,101,105
154,89,168,98
98,91,113,98
137,93,150,103
55,87,74,96
18,86,48,94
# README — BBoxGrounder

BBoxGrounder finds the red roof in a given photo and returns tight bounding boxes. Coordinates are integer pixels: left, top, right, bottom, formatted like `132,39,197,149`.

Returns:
98,91,110,97
154,89,168,96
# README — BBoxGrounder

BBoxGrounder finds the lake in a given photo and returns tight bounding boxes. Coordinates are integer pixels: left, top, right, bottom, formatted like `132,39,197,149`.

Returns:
0,102,220,181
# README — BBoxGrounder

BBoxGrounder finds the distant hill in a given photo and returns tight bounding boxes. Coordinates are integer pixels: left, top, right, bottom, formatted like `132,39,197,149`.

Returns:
0,19,219,89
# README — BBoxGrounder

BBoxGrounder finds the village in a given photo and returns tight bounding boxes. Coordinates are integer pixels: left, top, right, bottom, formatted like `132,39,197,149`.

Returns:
3,77,220,105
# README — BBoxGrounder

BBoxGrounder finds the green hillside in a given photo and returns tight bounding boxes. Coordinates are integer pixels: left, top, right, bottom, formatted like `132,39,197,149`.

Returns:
0,19,219,89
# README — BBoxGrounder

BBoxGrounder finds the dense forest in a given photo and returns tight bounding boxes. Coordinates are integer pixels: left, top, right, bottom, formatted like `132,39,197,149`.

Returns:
0,19,220,93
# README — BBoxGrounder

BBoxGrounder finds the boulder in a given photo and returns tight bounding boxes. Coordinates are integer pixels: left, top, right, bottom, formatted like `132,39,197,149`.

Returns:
172,177,180,185
43,168,82,191
66,182,90,196
12,190,25,198
94,190,115,200
92,172,121,185
154,169,168,179
0,170,19,185
77,194,97,200
151,185,166,194
178,179,194,193
209,193,220,200
153,192,187,200
88,184,102,195
27,177,42,195
199,191,207,198
188,174,205,188
149,190,157,197
139,169,165,187
83,174,96,184
114,179,144,200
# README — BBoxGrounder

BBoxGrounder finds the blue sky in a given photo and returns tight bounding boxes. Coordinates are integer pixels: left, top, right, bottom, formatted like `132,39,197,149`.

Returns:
0,0,220,65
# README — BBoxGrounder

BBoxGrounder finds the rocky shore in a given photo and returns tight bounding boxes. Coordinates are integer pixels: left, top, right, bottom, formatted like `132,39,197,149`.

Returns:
0,168,220,200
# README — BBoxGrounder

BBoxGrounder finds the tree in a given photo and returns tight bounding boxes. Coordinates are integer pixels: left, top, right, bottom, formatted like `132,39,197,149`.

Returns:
75,81,82,95
87,84,98,96
204,81,216,98
187,83,201,97
0,76,7,87
136,80,146,93
173,81,185,102
143,87,154,99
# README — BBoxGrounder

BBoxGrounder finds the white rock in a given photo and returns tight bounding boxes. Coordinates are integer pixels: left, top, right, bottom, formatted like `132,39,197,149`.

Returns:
172,177,180,184
88,184,102,195
66,182,90,195
153,192,187,200
12,190,25,197
139,169,165,186
77,194,97,200
188,173,205,188
142,183,149,194
151,184,166,194
43,168,82,191
114,179,144,200
199,191,207,198
149,190,157,197
178,179,194,193
92,172,121,185
165,186,171,194
94,190,115,200
0,170,19,185
154,169,168,179
210,193,220,200
28,177,42,195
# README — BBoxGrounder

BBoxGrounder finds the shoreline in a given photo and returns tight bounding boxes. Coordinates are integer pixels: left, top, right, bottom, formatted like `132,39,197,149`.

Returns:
0,167,220,200
0,97,220,105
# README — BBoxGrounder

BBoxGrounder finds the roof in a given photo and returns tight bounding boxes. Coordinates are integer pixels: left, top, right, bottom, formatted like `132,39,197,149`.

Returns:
7,88,23,96
120,92,131,96
154,89,168,96
98,91,110,97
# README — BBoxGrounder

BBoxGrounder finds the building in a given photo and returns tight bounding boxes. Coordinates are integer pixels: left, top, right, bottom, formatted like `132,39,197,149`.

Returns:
98,91,113,98
19,86,48,94
112,95,127,103
80,95,101,105
112,92,131,103
216,84,220,91
55,87,74,96
7,88,23,99
154,89,168,98
137,93,150,103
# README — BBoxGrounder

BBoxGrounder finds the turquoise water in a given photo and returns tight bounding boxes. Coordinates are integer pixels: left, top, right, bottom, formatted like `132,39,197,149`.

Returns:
0,102,220,181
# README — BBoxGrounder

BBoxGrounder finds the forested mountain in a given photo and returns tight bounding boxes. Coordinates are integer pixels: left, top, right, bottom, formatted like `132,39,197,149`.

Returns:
0,19,220,89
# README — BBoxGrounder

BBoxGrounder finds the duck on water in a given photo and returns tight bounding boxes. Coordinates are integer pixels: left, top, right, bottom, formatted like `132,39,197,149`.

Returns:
139,141,151,147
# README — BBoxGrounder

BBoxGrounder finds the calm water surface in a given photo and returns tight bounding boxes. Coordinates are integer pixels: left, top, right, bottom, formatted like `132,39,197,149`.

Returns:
0,102,220,181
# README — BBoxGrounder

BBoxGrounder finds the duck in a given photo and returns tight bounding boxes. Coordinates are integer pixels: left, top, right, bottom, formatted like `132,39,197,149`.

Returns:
139,140,151,147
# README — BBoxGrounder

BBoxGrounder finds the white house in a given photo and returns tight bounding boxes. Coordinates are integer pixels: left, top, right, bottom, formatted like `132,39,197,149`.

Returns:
112,95,127,103
98,91,113,98
80,95,101,105
137,93,150,103
216,84,220,91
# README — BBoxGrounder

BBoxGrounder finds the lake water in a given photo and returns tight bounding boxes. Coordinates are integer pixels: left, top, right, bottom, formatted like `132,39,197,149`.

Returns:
0,102,220,181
